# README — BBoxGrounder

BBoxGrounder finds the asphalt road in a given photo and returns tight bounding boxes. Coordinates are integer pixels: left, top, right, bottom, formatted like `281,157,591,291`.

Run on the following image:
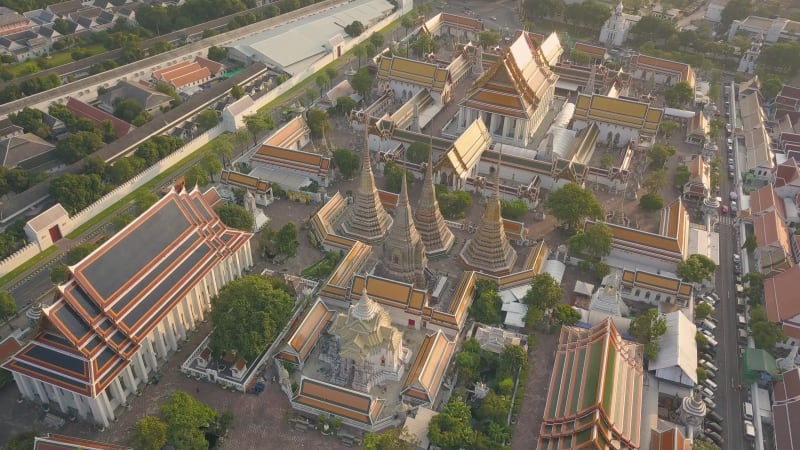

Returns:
715,81,745,450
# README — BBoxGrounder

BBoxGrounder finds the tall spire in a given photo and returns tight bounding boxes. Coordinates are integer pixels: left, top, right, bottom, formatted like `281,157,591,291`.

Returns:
414,138,454,256
459,151,517,275
341,122,392,244
381,174,428,286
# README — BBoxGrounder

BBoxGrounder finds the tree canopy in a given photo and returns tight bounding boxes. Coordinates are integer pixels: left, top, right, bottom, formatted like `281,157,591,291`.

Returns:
436,186,472,219
552,304,581,326
0,291,17,329
405,141,431,164
677,254,717,283
750,305,785,353
628,309,667,360
640,193,665,211
159,391,217,450
545,183,603,231
648,144,676,170
351,68,374,97
501,199,529,220
695,302,713,321
428,397,475,450
65,243,99,265
215,203,253,231
568,222,612,259
523,273,563,327
50,173,106,214
131,415,168,450
333,149,360,179
469,280,503,325
306,109,331,139
383,161,414,193
664,81,694,108
209,275,294,361
363,428,417,450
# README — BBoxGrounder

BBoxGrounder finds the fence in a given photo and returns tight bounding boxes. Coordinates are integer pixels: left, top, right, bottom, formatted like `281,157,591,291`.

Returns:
0,242,41,277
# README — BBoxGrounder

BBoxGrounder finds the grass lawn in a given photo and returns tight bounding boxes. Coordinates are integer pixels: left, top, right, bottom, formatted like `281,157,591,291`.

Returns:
0,245,58,289
66,134,228,239
7,44,108,78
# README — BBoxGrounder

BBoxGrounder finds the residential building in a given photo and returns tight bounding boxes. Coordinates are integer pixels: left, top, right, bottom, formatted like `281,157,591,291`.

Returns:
65,97,133,139
765,265,800,343
648,311,698,387
0,29,54,62
738,91,774,179
683,156,710,202
0,118,24,139
98,80,172,114
152,56,225,92
727,15,800,43
0,132,56,169
2,186,254,427
456,31,558,147
751,210,796,276
773,158,800,202
773,367,800,449
750,183,787,221
599,2,640,47
0,7,31,36
628,54,696,89
538,319,644,449
775,85,800,114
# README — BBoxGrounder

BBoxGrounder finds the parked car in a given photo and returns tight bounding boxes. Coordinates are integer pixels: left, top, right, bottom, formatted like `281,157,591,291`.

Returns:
707,431,725,446
703,379,719,390
704,397,717,409
700,359,719,372
708,292,720,302
707,422,723,434
707,410,724,423
701,387,715,399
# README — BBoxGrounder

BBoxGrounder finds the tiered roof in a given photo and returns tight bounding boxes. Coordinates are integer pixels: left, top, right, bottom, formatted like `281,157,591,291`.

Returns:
415,150,454,256
2,187,252,398
629,54,695,88
621,269,692,303
435,117,490,178
402,330,455,404
381,175,428,286
293,377,384,426
459,164,517,275
539,319,644,450
251,145,331,179
276,300,334,366
376,56,450,93
340,134,392,244
574,93,663,135
220,170,271,195
461,31,558,120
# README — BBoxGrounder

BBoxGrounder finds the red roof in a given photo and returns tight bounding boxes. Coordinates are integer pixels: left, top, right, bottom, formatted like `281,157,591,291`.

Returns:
152,57,222,89
65,98,132,139
779,85,800,101
765,265,800,322
34,434,127,450
775,158,800,188
750,183,787,219
773,368,800,450
0,336,22,362
195,56,225,76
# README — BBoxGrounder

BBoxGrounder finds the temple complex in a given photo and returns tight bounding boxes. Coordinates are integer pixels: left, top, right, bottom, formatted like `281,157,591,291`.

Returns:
340,131,393,244
459,166,518,275
414,151,455,257
380,176,429,286
327,291,407,391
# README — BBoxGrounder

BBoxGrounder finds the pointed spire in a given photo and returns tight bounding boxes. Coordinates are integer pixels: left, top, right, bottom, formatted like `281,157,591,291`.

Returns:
459,150,517,275
352,289,380,321
340,120,393,244
414,137,454,256
381,153,428,286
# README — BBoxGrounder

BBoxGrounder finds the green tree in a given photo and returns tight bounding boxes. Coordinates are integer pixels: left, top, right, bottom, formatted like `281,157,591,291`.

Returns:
693,439,720,450
363,428,416,450
721,0,752,26
335,96,356,115
383,161,414,193
600,155,614,169
65,243,99,265
160,391,217,450
501,199,528,220
325,67,339,81
664,81,694,108
648,144,676,169
400,13,416,36
405,141,430,164
135,191,159,214
275,222,299,256
9,107,50,138
545,183,604,231
352,43,368,68
475,390,510,423
215,203,253,231
677,254,717,283
0,291,17,329
478,30,501,48
639,193,665,211
315,73,329,97
149,39,172,55
697,366,708,382
500,344,528,375
209,275,294,361
658,119,680,140
436,187,472,219
351,68,373,97
695,302,714,321
523,273,563,327
524,0,565,20
201,152,223,181
54,131,105,164
695,332,709,349
196,109,219,132
369,32,385,49
50,264,70,284
411,35,435,56
49,173,105,214
456,348,480,383
184,166,210,188
131,416,168,450
306,109,331,139
344,20,365,37
428,397,475,450
742,233,757,253
628,309,667,360
207,46,228,62
629,15,676,45
552,304,581,326
244,113,275,145
744,272,764,305
674,165,691,188
750,305,785,352
568,222,612,259
761,76,783,100
469,286,503,325
5,432,39,450
231,84,245,99
333,149,360,179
